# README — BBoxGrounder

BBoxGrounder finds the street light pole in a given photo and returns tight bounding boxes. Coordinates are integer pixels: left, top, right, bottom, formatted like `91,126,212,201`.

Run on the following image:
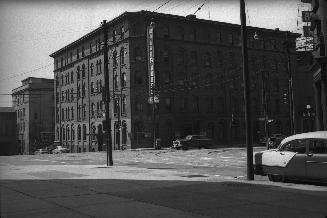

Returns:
102,20,113,166
240,0,254,180
284,31,295,135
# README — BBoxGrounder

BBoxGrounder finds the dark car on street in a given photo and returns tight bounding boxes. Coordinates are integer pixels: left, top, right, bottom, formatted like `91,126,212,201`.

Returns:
172,135,217,150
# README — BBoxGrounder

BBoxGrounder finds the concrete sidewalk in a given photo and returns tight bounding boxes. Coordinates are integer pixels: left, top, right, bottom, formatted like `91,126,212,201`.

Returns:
1,178,327,218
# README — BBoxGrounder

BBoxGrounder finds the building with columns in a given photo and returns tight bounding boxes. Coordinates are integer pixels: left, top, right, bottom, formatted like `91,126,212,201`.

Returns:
50,11,299,150
310,0,327,131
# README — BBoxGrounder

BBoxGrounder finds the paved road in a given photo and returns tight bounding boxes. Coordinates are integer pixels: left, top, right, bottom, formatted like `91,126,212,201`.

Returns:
1,147,327,218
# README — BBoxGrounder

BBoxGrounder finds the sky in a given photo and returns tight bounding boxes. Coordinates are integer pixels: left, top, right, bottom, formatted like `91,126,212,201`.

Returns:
0,0,309,107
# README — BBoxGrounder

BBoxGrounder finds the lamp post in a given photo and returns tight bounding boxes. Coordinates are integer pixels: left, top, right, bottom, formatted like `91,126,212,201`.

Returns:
240,0,254,180
283,31,295,135
102,20,113,166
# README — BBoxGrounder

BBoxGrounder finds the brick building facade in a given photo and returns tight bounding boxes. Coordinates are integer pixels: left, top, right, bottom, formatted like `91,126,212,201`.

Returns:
50,11,298,150
12,77,54,154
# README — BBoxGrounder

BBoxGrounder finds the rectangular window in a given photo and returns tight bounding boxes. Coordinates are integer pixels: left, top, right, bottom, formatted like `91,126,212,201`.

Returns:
77,49,80,59
82,46,85,57
227,33,233,44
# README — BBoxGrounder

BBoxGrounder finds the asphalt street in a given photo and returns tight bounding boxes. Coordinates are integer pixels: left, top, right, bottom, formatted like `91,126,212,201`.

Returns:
1,147,327,218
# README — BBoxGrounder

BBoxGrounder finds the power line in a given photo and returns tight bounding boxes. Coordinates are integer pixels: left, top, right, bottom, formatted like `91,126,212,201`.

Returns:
153,0,173,12
0,63,52,81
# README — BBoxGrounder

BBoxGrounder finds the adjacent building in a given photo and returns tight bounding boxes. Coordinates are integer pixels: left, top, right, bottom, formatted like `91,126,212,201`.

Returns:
310,0,327,130
50,11,299,150
12,77,55,154
0,107,18,155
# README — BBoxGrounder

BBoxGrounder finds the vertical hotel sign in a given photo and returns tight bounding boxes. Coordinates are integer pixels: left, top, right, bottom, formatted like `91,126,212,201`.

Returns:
147,21,159,104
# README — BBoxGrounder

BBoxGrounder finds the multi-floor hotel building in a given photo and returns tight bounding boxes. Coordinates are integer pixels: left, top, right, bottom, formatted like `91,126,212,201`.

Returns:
50,11,299,151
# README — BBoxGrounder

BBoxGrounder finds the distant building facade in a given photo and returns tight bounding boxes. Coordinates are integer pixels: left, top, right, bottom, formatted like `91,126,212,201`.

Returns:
310,0,327,130
50,11,299,150
12,77,55,154
0,107,18,155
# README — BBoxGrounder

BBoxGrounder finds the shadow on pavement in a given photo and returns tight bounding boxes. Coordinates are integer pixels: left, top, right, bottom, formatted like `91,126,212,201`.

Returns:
1,179,327,218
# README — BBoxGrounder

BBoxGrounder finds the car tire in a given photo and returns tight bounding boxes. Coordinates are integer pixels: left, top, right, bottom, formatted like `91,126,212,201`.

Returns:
268,174,284,182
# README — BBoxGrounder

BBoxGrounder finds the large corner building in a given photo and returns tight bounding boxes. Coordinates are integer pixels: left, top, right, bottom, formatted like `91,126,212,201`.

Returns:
50,11,299,151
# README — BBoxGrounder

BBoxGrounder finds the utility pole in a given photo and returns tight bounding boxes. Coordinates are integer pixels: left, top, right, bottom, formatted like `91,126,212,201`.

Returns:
240,0,254,180
102,20,113,166
262,71,269,140
284,31,295,135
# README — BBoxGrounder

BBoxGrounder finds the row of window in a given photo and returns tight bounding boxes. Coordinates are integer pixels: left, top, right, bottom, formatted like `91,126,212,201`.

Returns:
56,25,125,70
158,24,279,51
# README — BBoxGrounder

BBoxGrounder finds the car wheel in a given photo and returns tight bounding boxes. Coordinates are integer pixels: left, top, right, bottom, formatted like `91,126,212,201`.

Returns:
268,174,284,182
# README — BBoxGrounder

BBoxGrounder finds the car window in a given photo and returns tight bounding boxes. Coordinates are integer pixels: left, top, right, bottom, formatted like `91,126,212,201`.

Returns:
309,139,327,154
280,139,306,154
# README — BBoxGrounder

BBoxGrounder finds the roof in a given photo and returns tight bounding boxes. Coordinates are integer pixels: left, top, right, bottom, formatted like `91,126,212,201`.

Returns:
0,107,15,113
50,10,300,58
281,131,327,144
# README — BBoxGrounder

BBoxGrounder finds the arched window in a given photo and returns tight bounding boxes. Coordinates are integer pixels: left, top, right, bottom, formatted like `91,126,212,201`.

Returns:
90,63,94,76
122,121,127,145
91,82,94,94
113,50,117,67
78,125,81,140
92,125,96,141
62,125,66,141
83,124,87,140
120,47,125,64
71,124,75,140
71,106,74,120
122,95,127,114
114,74,119,90
56,127,59,140
77,66,80,80
66,124,70,141
91,103,95,117
121,73,127,88
82,64,86,78
71,88,74,101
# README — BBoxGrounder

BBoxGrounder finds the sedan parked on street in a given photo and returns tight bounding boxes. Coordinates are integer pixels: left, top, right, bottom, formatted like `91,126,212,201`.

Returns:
52,146,70,154
173,135,217,150
254,131,327,183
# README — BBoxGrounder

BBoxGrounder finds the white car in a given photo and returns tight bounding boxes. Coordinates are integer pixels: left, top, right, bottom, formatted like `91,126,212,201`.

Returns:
254,131,327,183
52,146,70,154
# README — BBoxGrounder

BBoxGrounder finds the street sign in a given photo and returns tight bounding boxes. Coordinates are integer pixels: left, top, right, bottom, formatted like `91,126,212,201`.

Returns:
302,11,313,22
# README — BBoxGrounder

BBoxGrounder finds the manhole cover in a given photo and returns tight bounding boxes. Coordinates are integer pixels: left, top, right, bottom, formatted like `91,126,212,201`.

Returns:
181,174,208,178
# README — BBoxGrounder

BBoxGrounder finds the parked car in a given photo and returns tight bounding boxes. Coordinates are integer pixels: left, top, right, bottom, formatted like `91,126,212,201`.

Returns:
254,131,327,183
52,146,70,154
34,148,50,155
266,134,285,149
173,135,217,150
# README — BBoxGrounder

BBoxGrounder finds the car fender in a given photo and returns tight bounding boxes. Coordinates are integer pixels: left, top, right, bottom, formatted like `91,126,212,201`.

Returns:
261,150,296,167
